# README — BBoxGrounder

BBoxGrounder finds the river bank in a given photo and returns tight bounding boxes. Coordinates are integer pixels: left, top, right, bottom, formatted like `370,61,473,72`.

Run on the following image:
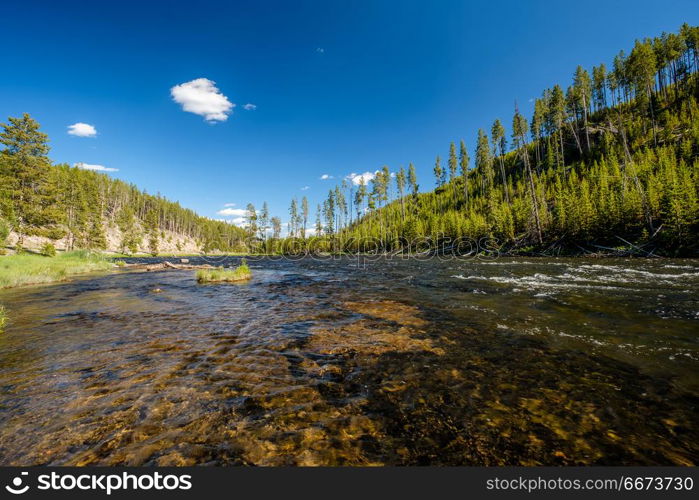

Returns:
0,251,115,289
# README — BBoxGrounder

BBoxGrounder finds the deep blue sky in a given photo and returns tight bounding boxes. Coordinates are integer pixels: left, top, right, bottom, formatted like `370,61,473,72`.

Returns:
1,0,696,226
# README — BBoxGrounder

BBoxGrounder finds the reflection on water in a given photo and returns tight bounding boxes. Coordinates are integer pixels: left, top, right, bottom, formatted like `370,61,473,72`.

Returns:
0,257,697,465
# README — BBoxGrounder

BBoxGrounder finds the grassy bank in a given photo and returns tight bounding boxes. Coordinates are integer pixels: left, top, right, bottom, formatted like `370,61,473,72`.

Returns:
0,251,114,288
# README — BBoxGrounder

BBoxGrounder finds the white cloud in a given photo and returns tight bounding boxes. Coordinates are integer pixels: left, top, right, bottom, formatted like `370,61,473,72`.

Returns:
316,47,325,53
217,208,247,217
74,162,118,172
301,186,310,191
170,78,234,122
223,202,237,207
243,103,257,111
346,171,376,185
320,174,333,180
68,123,97,137
231,217,246,226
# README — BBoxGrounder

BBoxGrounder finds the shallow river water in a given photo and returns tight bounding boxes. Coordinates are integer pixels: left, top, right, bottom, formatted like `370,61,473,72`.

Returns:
0,256,697,465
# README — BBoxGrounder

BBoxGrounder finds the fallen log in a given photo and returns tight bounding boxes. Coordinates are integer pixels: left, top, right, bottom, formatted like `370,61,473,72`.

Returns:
123,261,216,272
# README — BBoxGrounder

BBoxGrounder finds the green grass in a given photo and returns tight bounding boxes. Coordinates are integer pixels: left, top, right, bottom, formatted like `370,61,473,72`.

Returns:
0,305,7,330
196,260,252,283
0,250,114,288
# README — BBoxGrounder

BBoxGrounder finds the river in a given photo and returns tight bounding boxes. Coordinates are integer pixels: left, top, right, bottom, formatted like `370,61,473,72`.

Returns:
0,256,697,465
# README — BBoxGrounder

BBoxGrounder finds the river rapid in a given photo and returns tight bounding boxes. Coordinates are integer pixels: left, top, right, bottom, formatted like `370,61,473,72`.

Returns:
0,256,697,465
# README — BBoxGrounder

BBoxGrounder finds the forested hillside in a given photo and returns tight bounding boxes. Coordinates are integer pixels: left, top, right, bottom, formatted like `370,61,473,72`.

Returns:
292,24,699,256
0,116,247,255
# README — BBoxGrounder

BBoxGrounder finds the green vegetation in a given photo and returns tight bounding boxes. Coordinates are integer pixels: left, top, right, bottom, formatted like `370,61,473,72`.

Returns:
0,305,7,331
0,251,114,288
0,218,9,251
0,115,247,255
40,242,56,257
196,259,252,283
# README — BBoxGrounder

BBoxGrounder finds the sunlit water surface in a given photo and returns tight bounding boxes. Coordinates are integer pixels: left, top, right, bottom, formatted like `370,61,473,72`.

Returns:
0,256,697,465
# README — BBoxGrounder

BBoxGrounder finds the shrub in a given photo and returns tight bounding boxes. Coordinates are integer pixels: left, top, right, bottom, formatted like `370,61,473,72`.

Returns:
40,242,57,257
0,218,9,247
0,305,7,331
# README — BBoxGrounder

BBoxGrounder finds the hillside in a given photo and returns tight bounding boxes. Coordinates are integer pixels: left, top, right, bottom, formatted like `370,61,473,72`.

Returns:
0,118,247,255
306,24,699,257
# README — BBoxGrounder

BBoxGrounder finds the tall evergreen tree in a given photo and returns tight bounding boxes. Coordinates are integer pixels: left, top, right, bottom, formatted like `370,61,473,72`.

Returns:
491,119,509,203
459,140,469,206
0,114,59,246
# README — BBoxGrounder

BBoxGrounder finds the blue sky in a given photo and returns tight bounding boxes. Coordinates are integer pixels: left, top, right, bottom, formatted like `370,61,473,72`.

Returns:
1,0,697,226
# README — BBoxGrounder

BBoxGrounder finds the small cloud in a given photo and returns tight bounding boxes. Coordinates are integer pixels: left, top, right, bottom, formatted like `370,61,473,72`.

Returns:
68,123,97,137
301,186,310,191
243,103,257,111
74,162,118,172
346,171,376,185
528,98,534,103
170,78,234,122
231,217,246,226
320,174,333,180
316,47,325,53
223,202,237,207
217,208,247,217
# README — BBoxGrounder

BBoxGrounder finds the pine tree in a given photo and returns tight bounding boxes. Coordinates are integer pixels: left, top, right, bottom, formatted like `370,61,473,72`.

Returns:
301,196,309,238
573,65,592,152
475,129,493,192
491,119,509,203
259,202,270,240
0,114,59,247
512,105,543,243
459,140,469,206
408,163,418,195
433,155,444,187
145,209,159,256
246,203,258,236
271,216,282,239
396,166,406,220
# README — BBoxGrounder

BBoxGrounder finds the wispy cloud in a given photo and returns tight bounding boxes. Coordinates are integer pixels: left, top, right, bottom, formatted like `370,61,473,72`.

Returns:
74,162,118,172
170,78,234,122
346,171,376,185
68,123,97,137
217,207,247,217
316,47,325,54
301,186,310,191
223,202,237,207
243,103,257,111
320,174,333,180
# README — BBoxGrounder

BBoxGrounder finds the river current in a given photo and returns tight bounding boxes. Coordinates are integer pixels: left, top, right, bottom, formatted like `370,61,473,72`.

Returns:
0,256,697,465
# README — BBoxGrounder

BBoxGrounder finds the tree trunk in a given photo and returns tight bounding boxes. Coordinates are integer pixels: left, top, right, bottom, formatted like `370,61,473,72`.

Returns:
520,140,543,244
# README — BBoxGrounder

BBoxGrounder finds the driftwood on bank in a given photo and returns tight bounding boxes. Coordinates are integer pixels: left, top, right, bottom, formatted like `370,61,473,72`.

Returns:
123,261,216,272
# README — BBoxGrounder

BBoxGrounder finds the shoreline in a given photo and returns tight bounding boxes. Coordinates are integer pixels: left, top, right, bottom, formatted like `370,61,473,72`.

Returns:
1,251,697,291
